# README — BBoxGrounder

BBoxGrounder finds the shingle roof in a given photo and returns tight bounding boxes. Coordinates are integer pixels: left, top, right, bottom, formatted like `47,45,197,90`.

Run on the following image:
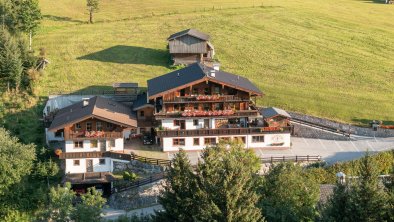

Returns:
168,29,210,41
49,96,137,131
132,93,154,111
261,107,291,119
319,184,335,204
147,63,263,98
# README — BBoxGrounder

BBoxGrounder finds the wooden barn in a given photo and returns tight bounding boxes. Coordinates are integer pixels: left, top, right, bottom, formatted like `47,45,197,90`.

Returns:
167,29,215,65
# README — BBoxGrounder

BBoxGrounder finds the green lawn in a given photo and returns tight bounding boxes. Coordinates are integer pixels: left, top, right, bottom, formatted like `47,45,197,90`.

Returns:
35,0,394,125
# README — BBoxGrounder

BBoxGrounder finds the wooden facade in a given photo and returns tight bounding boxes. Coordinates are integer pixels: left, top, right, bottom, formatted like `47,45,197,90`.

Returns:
168,34,214,65
59,117,127,140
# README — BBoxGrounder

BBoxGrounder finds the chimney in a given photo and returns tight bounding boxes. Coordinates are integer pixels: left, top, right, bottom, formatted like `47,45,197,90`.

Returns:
210,69,215,78
82,98,89,107
213,62,220,71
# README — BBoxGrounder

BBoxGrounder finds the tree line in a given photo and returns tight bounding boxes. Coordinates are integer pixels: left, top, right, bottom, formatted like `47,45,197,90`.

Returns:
150,142,392,222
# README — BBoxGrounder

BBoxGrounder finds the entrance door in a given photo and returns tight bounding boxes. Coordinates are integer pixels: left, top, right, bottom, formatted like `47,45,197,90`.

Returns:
99,140,106,152
86,159,93,172
180,120,186,130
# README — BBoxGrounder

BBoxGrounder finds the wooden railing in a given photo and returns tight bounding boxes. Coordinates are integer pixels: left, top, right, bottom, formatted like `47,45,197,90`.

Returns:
261,155,321,163
154,109,259,119
65,131,123,140
163,95,250,103
157,126,292,137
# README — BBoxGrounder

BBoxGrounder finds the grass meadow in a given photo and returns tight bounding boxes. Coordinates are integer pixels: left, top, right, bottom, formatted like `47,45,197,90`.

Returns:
34,0,394,125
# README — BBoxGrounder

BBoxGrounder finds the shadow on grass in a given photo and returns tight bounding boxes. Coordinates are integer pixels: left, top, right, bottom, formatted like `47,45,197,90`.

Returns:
77,45,170,67
43,14,85,24
357,0,388,4
352,118,394,126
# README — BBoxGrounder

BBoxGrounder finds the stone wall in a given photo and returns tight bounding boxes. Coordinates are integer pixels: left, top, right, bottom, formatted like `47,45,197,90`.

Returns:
292,124,350,141
289,111,394,138
109,180,165,210
113,160,164,175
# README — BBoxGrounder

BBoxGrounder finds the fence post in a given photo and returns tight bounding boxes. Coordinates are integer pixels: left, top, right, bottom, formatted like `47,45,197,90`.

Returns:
283,156,285,162
157,159,159,165
296,156,298,162
307,155,309,162
271,156,273,164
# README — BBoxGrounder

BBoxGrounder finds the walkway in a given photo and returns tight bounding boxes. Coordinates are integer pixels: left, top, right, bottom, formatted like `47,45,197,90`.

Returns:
178,137,394,165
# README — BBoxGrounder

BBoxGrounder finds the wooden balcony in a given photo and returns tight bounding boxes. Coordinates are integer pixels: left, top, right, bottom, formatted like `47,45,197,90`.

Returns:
64,131,123,140
163,95,250,103
156,126,292,137
154,109,260,119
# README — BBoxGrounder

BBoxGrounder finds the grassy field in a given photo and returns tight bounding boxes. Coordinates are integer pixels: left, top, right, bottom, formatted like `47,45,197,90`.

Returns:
34,0,394,125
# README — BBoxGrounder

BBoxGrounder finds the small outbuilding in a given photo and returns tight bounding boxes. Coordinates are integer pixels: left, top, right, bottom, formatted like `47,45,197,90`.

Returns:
261,107,291,128
167,29,215,65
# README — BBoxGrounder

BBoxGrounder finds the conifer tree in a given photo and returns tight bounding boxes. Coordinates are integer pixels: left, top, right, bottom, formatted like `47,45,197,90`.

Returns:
348,152,390,222
321,181,353,222
0,29,23,91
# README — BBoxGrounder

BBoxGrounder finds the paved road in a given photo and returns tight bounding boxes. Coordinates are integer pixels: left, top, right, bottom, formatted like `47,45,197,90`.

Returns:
178,137,394,165
102,204,163,221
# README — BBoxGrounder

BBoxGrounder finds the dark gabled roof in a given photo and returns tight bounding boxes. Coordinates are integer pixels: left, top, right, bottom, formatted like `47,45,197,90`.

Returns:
132,93,154,111
319,184,335,204
168,29,210,41
112,82,138,88
147,63,263,98
49,96,137,131
261,107,291,119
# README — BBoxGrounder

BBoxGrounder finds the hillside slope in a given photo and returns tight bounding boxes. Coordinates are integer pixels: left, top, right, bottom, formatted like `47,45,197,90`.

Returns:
36,0,394,124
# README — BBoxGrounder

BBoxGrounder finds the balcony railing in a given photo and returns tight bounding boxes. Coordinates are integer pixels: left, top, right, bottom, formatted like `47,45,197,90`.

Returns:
154,109,260,119
156,126,292,137
65,131,123,140
163,95,250,103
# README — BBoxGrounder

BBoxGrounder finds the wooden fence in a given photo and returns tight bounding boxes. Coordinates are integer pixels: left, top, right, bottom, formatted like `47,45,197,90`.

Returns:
260,155,321,164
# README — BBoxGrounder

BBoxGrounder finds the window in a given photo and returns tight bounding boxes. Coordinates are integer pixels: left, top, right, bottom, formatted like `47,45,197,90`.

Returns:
204,88,210,95
194,104,199,110
174,104,180,111
140,111,145,117
204,104,210,111
204,138,216,145
180,104,185,111
73,160,80,166
54,130,63,138
99,159,106,165
75,123,81,130
74,141,83,148
107,122,113,129
96,122,102,131
192,88,198,95
214,103,221,111
214,86,220,94
193,119,199,126
109,140,115,148
252,136,265,143
193,138,200,146
90,140,98,148
173,138,185,146
86,122,92,131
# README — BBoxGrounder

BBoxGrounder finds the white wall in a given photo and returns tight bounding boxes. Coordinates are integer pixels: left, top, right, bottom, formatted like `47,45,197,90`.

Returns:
161,133,291,152
64,138,124,152
45,128,64,144
65,157,112,174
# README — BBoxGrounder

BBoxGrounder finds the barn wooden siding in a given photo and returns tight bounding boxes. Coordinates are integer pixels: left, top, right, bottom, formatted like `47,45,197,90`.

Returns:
169,35,208,54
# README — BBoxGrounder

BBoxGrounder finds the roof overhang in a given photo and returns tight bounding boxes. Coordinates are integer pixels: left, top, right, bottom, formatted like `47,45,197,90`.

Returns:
49,114,137,132
133,104,154,111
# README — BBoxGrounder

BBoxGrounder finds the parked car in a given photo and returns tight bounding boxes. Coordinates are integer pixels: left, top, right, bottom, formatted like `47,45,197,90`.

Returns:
143,135,154,145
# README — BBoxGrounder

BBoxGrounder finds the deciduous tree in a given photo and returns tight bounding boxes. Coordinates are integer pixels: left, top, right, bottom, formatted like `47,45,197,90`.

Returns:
87,0,100,23
260,162,320,222
0,128,35,195
72,187,106,222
